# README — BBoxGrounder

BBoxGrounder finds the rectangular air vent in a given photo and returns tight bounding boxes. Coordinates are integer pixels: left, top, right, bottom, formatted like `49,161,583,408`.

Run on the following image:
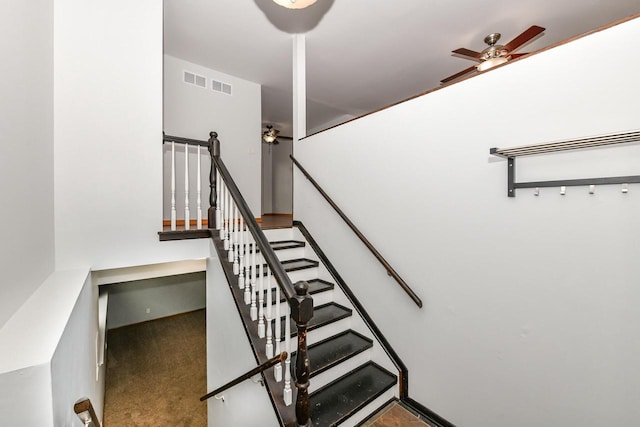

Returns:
183,70,207,88
212,79,232,95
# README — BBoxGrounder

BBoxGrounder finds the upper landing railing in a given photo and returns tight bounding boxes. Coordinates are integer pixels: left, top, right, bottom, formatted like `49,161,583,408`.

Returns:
162,132,313,427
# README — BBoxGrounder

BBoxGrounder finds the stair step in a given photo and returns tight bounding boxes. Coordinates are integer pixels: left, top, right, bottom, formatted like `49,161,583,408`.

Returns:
255,258,318,275
269,240,305,250
310,362,397,427
259,279,334,306
236,240,304,255
281,302,352,337
295,330,373,378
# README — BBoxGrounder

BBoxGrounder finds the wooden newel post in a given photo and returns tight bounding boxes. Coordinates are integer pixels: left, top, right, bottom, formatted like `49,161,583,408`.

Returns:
207,131,220,228
291,281,314,427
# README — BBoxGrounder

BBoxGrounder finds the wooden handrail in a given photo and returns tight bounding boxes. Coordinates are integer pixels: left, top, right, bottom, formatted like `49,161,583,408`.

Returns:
207,132,313,426
200,352,288,401
291,155,423,308
74,398,100,427
162,132,209,147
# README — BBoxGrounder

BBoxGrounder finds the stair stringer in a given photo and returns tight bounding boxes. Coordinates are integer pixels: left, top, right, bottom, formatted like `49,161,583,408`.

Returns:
262,227,403,426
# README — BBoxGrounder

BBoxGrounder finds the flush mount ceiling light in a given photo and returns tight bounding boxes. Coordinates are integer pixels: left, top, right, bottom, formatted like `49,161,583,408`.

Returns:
273,0,317,9
263,125,280,144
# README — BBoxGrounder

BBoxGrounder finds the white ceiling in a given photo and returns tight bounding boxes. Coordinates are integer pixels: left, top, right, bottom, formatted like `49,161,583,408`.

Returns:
164,0,639,136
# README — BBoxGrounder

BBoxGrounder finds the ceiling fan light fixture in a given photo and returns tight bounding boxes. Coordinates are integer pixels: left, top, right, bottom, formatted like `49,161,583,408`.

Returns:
476,56,508,72
263,125,280,144
273,0,317,9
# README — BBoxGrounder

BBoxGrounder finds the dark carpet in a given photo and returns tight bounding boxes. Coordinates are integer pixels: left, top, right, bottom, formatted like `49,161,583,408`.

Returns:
103,309,207,426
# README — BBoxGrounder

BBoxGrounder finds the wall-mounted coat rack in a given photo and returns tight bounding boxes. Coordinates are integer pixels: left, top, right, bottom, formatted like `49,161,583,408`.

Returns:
490,130,640,197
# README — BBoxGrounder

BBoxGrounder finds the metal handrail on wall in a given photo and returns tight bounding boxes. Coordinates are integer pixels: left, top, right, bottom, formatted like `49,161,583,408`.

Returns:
290,155,423,308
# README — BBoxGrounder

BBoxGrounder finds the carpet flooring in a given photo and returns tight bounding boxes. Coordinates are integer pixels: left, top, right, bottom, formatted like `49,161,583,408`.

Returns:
103,309,207,426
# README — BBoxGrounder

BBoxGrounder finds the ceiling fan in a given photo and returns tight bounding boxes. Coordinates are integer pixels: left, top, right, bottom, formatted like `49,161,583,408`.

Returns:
441,25,545,84
263,125,280,144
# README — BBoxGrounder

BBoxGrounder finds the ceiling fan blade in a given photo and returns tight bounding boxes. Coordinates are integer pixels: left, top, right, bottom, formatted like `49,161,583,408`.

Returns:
441,65,477,84
509,53,528,59
503,25,545,53
452,48,482,60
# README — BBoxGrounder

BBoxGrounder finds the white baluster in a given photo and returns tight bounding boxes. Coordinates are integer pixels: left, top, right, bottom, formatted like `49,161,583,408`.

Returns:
170,141,176,231
184,144,190,230
218,181,225,237
265,267,273,358
258,259,265,338
228,202,235,263
197,145,202,229
274,282,282,382
250,242,257,320
244,232,252,304
233,205,239,274
283,303,292,406
238,217,245,289
216,170,222,230
223,188,230,251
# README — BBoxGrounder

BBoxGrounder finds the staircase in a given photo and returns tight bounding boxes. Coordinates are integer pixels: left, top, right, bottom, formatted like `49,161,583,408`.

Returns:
219,224,401,426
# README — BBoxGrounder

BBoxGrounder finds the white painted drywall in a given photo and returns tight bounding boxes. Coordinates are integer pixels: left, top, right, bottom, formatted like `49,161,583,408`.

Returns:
0,0,54,328
293,17,640,427
262,139,293,214
105,272,206,329
206,256,279,426
0,270,97,426
163,55,262,215
51,273,104,426
0,364,53,426
272,139,293,213
53,0,209,272
262,141,275,213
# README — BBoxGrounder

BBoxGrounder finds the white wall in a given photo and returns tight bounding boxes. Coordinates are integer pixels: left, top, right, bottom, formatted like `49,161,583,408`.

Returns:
262,140,293,214
106,272,206,329
0,0,54,328
51,273,104,426
294,17,640,427
0,270,100,427
163,55,262,215
54,0,209,272
206,255,279,426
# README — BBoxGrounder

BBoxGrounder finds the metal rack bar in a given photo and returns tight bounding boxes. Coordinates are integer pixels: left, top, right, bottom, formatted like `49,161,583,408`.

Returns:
492,129,640,197
491,129,640,158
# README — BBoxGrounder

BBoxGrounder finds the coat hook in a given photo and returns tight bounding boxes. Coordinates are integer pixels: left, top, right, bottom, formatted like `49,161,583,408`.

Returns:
589,185,595,194
622,183,629,193
534,187,540,196
560,186,566,195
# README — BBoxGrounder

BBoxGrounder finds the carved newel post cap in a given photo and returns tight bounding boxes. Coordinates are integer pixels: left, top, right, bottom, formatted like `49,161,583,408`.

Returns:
209,131,218,138
295,281,309,296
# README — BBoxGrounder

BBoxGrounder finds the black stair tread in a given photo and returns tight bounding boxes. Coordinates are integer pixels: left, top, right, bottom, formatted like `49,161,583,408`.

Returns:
259,279,334,306
269,240,305,250
310,362,397,427
253,258,319,276
295,330,373,378
281,302,352,336
239,240,305,253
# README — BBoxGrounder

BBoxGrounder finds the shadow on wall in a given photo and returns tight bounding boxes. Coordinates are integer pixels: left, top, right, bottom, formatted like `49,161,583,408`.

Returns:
103,272,206,330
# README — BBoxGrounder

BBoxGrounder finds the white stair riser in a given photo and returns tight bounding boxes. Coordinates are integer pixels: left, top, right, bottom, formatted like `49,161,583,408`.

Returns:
257,288,333,310
283,267,319,283
281,316,352,353
308,348,372,393
262,228,295,241
275,247,306,261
